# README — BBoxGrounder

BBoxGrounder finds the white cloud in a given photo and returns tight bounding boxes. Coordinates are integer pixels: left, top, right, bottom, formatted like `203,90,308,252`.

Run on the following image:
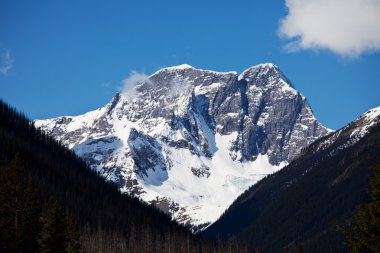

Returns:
120,70,147,96
278,0,380,57
0,49,13,75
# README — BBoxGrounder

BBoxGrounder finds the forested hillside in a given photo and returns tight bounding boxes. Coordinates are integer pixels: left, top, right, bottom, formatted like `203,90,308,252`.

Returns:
204,112,380,253
0,100,250,253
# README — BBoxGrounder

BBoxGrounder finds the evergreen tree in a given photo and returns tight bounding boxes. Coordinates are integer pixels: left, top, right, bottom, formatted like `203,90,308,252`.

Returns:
0,154,39,252
66,215,81,253
39,198,68,253
348,165,380,253
20,177,40,252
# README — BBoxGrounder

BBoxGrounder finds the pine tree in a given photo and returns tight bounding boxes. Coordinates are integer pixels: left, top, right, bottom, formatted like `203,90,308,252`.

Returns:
19,176,40,252
348,165,380,253
0,154,39,252
39,198,68,253
66,215,81,253
0,157,18,252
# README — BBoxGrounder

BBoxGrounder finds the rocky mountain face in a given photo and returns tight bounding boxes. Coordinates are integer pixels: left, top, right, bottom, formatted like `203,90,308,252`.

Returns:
34,63,330,231
203,106,380,252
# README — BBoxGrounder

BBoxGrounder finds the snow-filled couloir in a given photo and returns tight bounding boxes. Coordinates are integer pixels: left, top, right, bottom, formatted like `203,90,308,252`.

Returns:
34,63,330,231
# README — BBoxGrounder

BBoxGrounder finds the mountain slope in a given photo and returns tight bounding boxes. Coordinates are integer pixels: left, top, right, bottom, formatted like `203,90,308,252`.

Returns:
0,100,256,253
203,107,380,252
35,63,330,230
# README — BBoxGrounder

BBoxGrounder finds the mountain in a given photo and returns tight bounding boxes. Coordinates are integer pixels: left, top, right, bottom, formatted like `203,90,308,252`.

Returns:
34,63,330,230
203,107,380,252
0,100,255,253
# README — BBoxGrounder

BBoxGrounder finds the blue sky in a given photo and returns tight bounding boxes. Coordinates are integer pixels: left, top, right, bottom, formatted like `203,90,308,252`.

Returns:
1,0,379,130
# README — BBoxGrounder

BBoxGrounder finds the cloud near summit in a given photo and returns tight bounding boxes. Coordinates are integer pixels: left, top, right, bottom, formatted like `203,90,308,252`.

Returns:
121,70,147,94
278,0,380,57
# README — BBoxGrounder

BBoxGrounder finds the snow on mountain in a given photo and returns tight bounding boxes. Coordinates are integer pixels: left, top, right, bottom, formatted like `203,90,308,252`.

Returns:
34,63,330,231
311,106,380,156
349,106,380,138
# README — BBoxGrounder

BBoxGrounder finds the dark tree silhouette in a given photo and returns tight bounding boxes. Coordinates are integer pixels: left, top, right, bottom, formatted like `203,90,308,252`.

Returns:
39,198,68,253
0,154,39,253
66,215,81,253
348,165,380,253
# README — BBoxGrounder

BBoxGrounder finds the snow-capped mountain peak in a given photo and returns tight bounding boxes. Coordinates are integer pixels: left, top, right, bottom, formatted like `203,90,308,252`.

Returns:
35,63,330,231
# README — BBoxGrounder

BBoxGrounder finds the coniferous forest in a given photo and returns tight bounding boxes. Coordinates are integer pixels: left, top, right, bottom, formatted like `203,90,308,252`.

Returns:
0,100,251,252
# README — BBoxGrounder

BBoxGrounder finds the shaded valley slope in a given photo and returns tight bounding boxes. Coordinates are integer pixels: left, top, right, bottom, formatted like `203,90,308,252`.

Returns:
203,107,380,253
